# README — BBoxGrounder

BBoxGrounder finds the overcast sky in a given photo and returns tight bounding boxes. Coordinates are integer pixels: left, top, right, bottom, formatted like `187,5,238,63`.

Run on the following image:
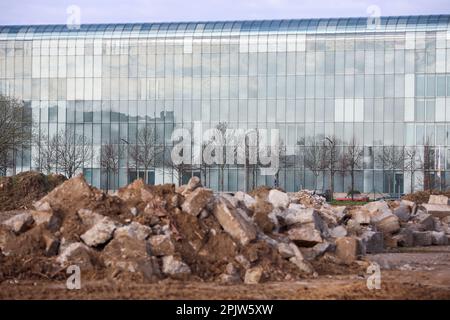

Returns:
0,0,449,25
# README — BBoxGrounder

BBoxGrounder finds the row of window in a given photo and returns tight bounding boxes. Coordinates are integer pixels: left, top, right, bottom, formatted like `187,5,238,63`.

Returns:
31,121,450,147
2,49,450,78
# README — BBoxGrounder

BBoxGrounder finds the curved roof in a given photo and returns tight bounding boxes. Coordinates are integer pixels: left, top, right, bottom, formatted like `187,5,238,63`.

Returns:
0,15,449,39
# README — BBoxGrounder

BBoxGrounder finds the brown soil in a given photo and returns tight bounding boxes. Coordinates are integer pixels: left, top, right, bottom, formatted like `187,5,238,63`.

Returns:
402,189,450,204
3,246,450,299
0,171,66,211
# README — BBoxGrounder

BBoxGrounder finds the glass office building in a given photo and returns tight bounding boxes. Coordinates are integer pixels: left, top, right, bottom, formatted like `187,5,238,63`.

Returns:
1,15,450,193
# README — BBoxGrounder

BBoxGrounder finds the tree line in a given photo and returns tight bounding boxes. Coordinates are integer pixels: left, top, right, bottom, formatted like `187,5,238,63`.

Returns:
0,95,443,195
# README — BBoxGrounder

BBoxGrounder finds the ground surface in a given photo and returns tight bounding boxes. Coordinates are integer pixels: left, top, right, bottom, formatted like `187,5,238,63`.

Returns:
1,246,449,300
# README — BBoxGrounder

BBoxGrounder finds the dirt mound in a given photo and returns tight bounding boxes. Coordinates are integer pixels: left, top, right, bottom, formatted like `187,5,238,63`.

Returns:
0,171,66,211
2,173,449,286
402,190,450,204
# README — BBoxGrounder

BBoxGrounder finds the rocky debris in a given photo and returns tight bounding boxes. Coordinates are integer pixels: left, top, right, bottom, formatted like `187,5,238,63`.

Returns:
42,232,60,256
287,226,323,247
186,176,201,193
77,209,105,228
56,242,98,270
213,197,257,246
420,204,450,218
371,212,400,234
330,225,347,238
149,234,175,256
115,222,151,241
431,231,448,245
2,211,34,234
393,228,414,247
244,266,263,284
218,263,241,284
181,188,214,217
428,195,449,205
360,231,384,254
235,191,256,208
335,237,361,265
290,190,326,207
267,189,290,209
364,201,390,215
413,231,433,246
413,212,435,231
102,234,160,281
162,255,191,277
0,171,66,211
393,205,411,222
350,209,371,225
80,217,117,247
277,242,295,258
2,172,450,284
30,210,61,231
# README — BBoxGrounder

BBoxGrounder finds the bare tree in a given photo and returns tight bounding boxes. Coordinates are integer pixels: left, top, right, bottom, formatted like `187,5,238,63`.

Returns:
38,128,91,178
341,137,363,199
302,137,327,190
321,135,341,200
376,145,405,195
421,137,435,191
0,95,31,174
99,143,124,190
404,147,419,193
129,125,164,184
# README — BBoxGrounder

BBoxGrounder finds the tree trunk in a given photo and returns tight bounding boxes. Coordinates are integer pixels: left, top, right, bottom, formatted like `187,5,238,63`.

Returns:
351,168,355,200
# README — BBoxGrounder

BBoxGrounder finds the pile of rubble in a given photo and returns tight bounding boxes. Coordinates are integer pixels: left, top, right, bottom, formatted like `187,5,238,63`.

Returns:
0,171,66,211
1,174,449,285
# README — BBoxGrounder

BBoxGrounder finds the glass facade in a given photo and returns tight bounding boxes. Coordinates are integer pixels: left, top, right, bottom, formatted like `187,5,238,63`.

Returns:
1,15,450,193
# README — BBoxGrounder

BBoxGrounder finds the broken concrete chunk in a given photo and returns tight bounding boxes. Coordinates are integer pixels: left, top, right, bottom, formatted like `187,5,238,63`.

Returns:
330,225,348,238
351,209,371,225
102,234,160,281
33,200,52,212
335,237,361,265
393,205,411,222
364,201,390,215
244,266,263,284
234,191,257,208
56,242,96,270
267,189,290,209
181,188,214,217
287,226,322,247
401,199,415,209
149,234,175,256
77,209,105,228
30,210,61,231
213,197,257,246
413,231,433,246
2,211,34,234
393,228,414,247
277,242,295,258
235,254,251,269
80,217,117,247
360,231,384,253
186,176,201,192
42,233,60,256
413,212,435,231
372,212,400,234
282,208,324,229
431,231,448,245
428,195,449,205
162,255,191,276
115,222,152,241
420,204,450,218
383,234,398,248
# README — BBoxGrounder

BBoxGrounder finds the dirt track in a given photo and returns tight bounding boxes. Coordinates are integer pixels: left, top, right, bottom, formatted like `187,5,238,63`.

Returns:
2,247,450,300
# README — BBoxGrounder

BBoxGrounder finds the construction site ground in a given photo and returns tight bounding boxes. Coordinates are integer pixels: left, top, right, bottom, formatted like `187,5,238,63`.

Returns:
1,246,449,300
